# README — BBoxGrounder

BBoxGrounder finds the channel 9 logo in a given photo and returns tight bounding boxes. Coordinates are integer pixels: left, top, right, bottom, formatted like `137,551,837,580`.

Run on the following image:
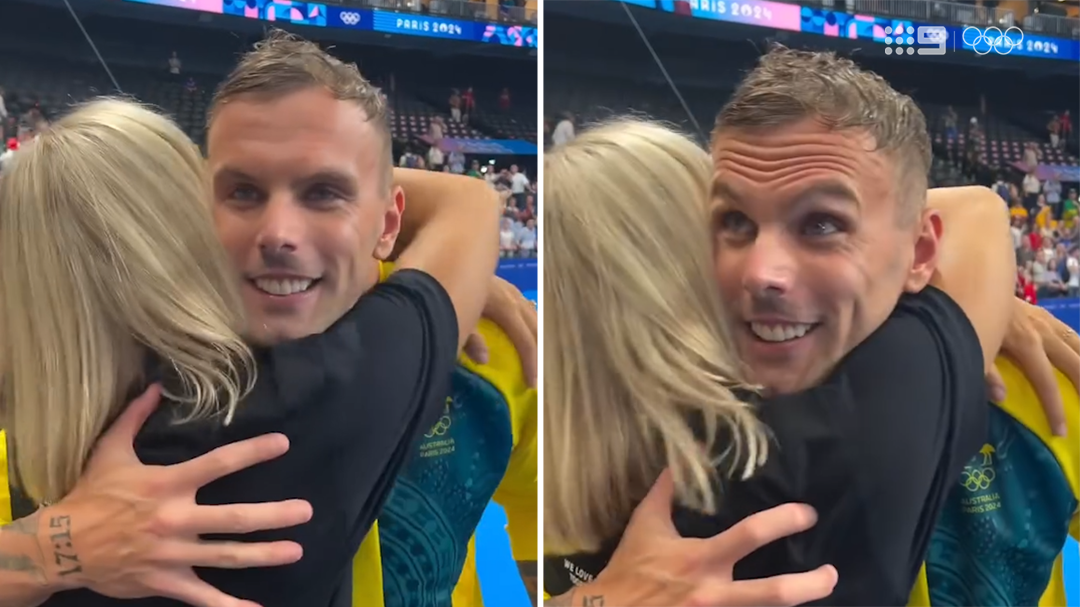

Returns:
884,25,947,56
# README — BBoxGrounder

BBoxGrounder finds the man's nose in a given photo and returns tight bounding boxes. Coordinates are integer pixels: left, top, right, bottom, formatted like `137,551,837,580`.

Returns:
256,195,303,255
741,233,795,296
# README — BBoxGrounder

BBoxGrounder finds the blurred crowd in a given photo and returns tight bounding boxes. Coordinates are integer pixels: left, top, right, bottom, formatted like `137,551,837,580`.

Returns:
400,117,537,259
995,172,1080,303
0,86,49,173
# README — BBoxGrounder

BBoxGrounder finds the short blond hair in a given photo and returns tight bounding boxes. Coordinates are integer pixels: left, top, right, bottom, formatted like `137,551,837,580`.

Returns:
209,29,391,184
715,46,931,221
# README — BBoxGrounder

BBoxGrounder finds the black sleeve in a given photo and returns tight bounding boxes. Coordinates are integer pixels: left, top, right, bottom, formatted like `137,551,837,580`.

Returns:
678,286,988,606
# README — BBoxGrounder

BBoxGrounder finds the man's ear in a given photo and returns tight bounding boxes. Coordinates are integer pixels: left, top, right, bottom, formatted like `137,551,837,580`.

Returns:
904,208,942,293
373,185,405,260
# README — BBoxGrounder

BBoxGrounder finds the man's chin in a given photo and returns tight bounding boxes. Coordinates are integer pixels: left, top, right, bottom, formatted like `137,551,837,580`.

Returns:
244,321,317,347
751,365,825,396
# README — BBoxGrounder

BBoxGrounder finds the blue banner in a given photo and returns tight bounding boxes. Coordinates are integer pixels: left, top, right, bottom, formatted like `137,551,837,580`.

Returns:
124,0,536,48
423,137,537,155
1041,297,1080,329
496,259,537,295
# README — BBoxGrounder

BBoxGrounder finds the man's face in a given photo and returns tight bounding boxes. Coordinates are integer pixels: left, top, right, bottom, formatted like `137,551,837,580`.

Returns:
208,87,402,346
711,118,938,393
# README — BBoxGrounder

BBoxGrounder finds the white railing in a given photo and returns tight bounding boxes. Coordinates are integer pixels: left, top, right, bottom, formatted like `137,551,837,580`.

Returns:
1023,11,1080,40
849,0,1013,28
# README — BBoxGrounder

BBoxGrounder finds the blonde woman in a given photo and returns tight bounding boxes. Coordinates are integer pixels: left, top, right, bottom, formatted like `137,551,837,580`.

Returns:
0,98,501,607
542,119,1072,607
543,119,837,606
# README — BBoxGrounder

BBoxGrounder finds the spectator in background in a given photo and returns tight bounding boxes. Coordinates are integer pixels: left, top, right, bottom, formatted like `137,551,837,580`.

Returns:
462,86,475,120
515,218,537,258
499,217,517,257
1029,217,1044,252
1018,267,1037,304
448,149,465,175
943,106,958,143
398,147,420,169
1047,115,1061,149
1033,249,1068,299
1062,188,1078,223
1068,250,1080,296
0,137,16,174
448,88,462,122
552,112,575,147
1022,169,1042,212
0,87,7,123
1044,174,1062,218
426,142,444,172
1034,195,1053,231
1061,109,1073,142
1018,236,1036,267
184,77,198,94
467,159,482,178
1010,215,1025,251
520,194,536,223
427,116,444,142
168,51,182,77
1023,141,1042,170
992,175,1010,202
498,87,511,113
510,164,529,209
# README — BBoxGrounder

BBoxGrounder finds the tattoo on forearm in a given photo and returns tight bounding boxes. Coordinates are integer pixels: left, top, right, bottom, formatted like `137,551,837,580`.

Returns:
0,512,45,581
518,560,538,606
581,597,605,607
47,516,81,577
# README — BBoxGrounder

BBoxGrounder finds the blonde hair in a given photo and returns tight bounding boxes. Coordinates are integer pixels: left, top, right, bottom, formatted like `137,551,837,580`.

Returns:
716,46,931,222
0,99,255,504
544,119,768,553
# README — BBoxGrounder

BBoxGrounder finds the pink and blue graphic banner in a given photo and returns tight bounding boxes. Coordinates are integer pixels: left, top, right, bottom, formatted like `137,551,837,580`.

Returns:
659,0,801,31
643,0,1079,62
123,0,537,47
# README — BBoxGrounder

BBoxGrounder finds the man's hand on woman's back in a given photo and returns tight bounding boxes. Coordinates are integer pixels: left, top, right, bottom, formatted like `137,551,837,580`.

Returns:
36,384,313,607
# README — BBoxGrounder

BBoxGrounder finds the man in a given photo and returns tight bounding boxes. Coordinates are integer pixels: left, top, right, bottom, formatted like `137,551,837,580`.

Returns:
353,262,537,607
509,164,530,210
544,48,1070,606
0,30,534,607
208,36,535,607
204,34,537,604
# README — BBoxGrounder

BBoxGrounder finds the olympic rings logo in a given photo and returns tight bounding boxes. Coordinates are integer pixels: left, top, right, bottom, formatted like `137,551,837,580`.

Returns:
960,466,996,491
962,26,1024,56
424,415,452,438
340,11,362,26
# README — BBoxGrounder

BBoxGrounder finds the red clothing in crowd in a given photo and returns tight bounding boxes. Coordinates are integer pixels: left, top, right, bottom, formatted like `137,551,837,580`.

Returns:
1029,230,1043,250
1018,273,1037,305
